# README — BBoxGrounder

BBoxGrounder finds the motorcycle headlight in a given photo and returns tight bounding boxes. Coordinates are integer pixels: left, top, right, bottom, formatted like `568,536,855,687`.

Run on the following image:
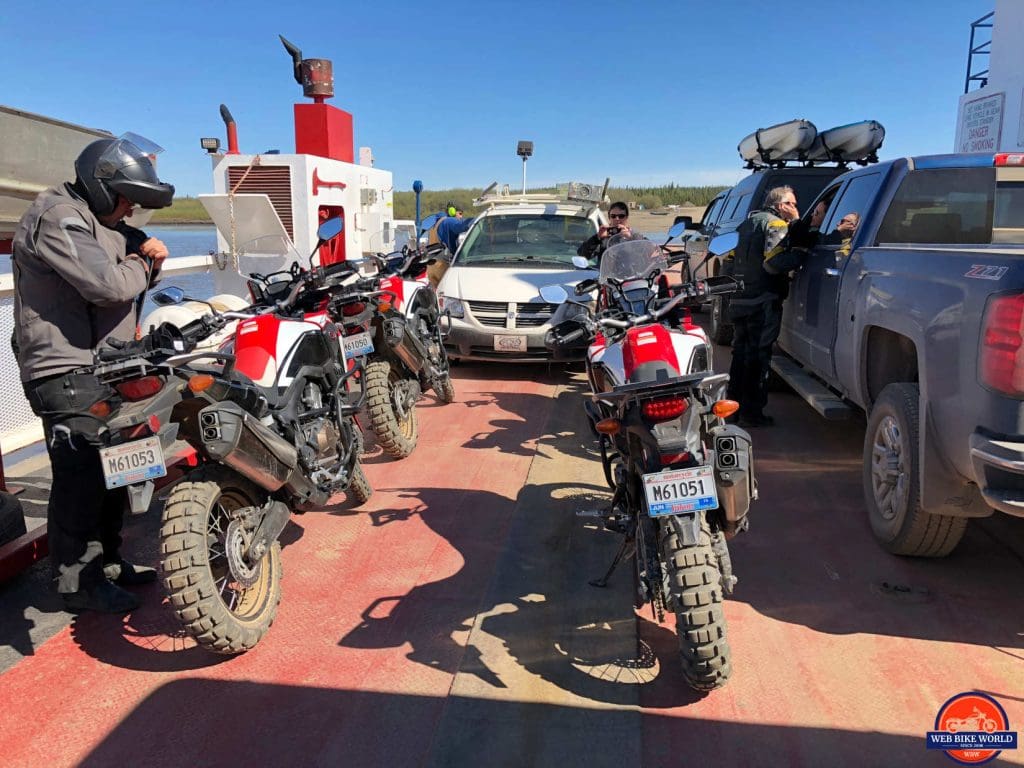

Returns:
440,295,465,319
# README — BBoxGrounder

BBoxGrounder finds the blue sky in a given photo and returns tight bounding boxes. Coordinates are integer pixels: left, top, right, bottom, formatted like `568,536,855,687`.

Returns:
1,0,994,196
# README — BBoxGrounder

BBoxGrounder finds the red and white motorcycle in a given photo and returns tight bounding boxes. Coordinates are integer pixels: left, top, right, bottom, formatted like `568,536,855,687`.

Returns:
542,229,756,691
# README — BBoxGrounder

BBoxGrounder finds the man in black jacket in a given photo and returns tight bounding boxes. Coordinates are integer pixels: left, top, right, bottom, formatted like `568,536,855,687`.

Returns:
577,201,633,265
725,186,815,427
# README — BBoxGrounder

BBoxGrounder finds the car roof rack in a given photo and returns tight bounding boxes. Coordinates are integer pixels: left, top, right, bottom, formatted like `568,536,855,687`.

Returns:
473,179,610,210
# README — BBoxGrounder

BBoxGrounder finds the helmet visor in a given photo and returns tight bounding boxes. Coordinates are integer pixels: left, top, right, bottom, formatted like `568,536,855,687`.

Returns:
96,133,175,209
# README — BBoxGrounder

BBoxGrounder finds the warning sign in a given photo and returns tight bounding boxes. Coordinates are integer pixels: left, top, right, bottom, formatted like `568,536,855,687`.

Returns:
958,92,1004,153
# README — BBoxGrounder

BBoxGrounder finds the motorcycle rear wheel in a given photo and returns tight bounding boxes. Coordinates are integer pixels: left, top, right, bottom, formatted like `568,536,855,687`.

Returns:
160,466,282,654
660,514,732,690
365,360,419,459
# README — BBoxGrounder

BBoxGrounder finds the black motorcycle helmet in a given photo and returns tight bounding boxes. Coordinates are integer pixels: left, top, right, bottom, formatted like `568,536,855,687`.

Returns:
73,137,175,216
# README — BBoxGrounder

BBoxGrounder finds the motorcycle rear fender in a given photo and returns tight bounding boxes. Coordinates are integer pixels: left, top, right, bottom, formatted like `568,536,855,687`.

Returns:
709,423,756,535
126,480,155,516
106,381,183,432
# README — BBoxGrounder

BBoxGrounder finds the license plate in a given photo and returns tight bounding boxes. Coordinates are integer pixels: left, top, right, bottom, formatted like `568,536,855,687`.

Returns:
100,436,167,490
493,335,527,353
343,331,375,359
642,465,718,517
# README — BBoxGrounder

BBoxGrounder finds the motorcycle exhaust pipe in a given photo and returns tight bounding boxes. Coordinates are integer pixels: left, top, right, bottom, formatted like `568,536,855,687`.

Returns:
710,424,756,537
383,317,426,374
198,401,324,505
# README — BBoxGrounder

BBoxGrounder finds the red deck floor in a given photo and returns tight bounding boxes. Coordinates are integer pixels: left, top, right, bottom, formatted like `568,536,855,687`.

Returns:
0,361,1021,767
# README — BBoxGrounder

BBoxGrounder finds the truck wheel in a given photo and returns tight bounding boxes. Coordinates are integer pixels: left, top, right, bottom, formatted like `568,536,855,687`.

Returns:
160,466,282,654
709,296,734,346
863,383,967,557
365,360,419,459
660,515,732,691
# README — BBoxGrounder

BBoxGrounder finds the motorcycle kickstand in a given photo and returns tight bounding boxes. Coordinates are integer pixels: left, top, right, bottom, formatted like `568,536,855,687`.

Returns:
589,537,633,588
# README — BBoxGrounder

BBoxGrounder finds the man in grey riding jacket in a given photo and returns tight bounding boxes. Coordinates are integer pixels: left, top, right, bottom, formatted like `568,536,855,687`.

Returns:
12,136,173,613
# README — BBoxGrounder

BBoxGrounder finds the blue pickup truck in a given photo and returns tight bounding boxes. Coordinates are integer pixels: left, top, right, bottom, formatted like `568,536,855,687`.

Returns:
772,152,1024,557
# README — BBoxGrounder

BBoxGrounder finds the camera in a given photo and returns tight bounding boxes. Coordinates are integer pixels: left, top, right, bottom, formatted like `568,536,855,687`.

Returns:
606,226,621,236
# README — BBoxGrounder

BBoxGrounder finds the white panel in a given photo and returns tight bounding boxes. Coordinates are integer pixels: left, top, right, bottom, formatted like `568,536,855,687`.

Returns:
275,320,324,388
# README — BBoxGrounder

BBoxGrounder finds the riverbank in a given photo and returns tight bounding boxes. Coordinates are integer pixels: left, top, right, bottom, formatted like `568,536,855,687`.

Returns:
629,206,706,233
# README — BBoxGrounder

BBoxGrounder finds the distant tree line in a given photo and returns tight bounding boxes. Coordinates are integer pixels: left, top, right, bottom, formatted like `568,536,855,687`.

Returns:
151,185,730,224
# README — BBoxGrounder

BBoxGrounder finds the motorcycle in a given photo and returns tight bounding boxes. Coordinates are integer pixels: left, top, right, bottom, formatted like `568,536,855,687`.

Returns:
541,224,756,691
356,213,455,458
89,217,371,654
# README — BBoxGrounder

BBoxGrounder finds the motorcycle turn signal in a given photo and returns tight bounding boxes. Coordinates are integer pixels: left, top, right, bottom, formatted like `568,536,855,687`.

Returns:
712,400,740,419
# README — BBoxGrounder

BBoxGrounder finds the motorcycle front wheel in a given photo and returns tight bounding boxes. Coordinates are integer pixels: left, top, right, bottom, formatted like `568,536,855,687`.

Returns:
434,374,456,404
160,465,282,654
660,513,732,690
365,359,419,459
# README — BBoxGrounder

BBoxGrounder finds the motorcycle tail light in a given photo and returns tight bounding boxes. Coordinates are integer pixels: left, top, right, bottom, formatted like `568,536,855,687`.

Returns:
661,451,691,465
642,396,688,422
342,301,366,317
115,376,164,401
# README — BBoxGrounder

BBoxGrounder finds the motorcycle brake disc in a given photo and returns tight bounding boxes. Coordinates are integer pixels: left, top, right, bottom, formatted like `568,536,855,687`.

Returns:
225,519,262,588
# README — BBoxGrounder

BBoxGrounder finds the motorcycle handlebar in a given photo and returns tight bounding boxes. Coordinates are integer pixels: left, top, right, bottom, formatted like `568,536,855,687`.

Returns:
561,327,587,344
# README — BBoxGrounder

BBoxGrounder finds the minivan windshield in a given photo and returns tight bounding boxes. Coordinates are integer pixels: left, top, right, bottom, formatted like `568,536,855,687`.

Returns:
457,213,597,267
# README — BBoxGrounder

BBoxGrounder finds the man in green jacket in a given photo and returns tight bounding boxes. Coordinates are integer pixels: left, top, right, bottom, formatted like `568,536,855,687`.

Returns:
13,136,173,613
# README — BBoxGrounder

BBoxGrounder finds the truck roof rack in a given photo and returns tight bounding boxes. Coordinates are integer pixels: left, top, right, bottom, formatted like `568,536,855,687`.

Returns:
473,178,610,209
739,119,885,170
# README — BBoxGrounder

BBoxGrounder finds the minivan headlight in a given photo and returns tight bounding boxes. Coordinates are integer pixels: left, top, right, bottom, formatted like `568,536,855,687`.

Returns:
440,295,465,318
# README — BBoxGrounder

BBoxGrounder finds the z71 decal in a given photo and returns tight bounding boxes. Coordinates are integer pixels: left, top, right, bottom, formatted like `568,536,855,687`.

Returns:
965,265,1009,280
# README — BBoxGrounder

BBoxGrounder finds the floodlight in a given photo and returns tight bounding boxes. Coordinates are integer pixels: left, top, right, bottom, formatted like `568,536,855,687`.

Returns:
516,140,534,158
200,137,221,153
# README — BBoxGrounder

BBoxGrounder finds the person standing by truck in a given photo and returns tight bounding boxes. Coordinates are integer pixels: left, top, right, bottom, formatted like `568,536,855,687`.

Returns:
12,136,173,614
726,186,813,427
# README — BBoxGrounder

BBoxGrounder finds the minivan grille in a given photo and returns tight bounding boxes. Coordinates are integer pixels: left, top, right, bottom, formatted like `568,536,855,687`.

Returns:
465,300,559,329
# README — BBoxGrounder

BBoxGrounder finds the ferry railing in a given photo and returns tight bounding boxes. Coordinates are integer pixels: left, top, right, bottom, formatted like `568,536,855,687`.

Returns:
0,255,215,455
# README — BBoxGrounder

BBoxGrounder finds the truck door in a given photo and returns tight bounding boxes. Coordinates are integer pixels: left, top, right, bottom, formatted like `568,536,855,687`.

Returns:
788,172,882,377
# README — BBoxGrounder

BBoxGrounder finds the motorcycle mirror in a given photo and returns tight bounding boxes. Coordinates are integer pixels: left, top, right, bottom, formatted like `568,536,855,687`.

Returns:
666,221,686,241
708,231,739,257
317,216,344,242
539,285,569,304
152,287,186,306
307,216,345,268
571,255,589,269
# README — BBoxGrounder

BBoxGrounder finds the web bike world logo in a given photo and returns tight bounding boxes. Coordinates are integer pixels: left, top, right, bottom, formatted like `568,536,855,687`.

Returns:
927,692,1018,764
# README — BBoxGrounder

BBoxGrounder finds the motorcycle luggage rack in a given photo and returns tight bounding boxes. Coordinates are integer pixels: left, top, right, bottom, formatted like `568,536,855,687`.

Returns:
599,372,728,402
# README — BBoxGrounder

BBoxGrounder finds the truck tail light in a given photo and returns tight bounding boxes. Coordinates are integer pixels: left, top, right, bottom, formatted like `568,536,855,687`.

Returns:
995,153,1024,167
980,293,1024,396
642,396,688,423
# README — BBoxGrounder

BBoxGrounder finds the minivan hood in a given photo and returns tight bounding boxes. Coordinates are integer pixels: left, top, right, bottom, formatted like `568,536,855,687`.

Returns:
440,265,596,301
